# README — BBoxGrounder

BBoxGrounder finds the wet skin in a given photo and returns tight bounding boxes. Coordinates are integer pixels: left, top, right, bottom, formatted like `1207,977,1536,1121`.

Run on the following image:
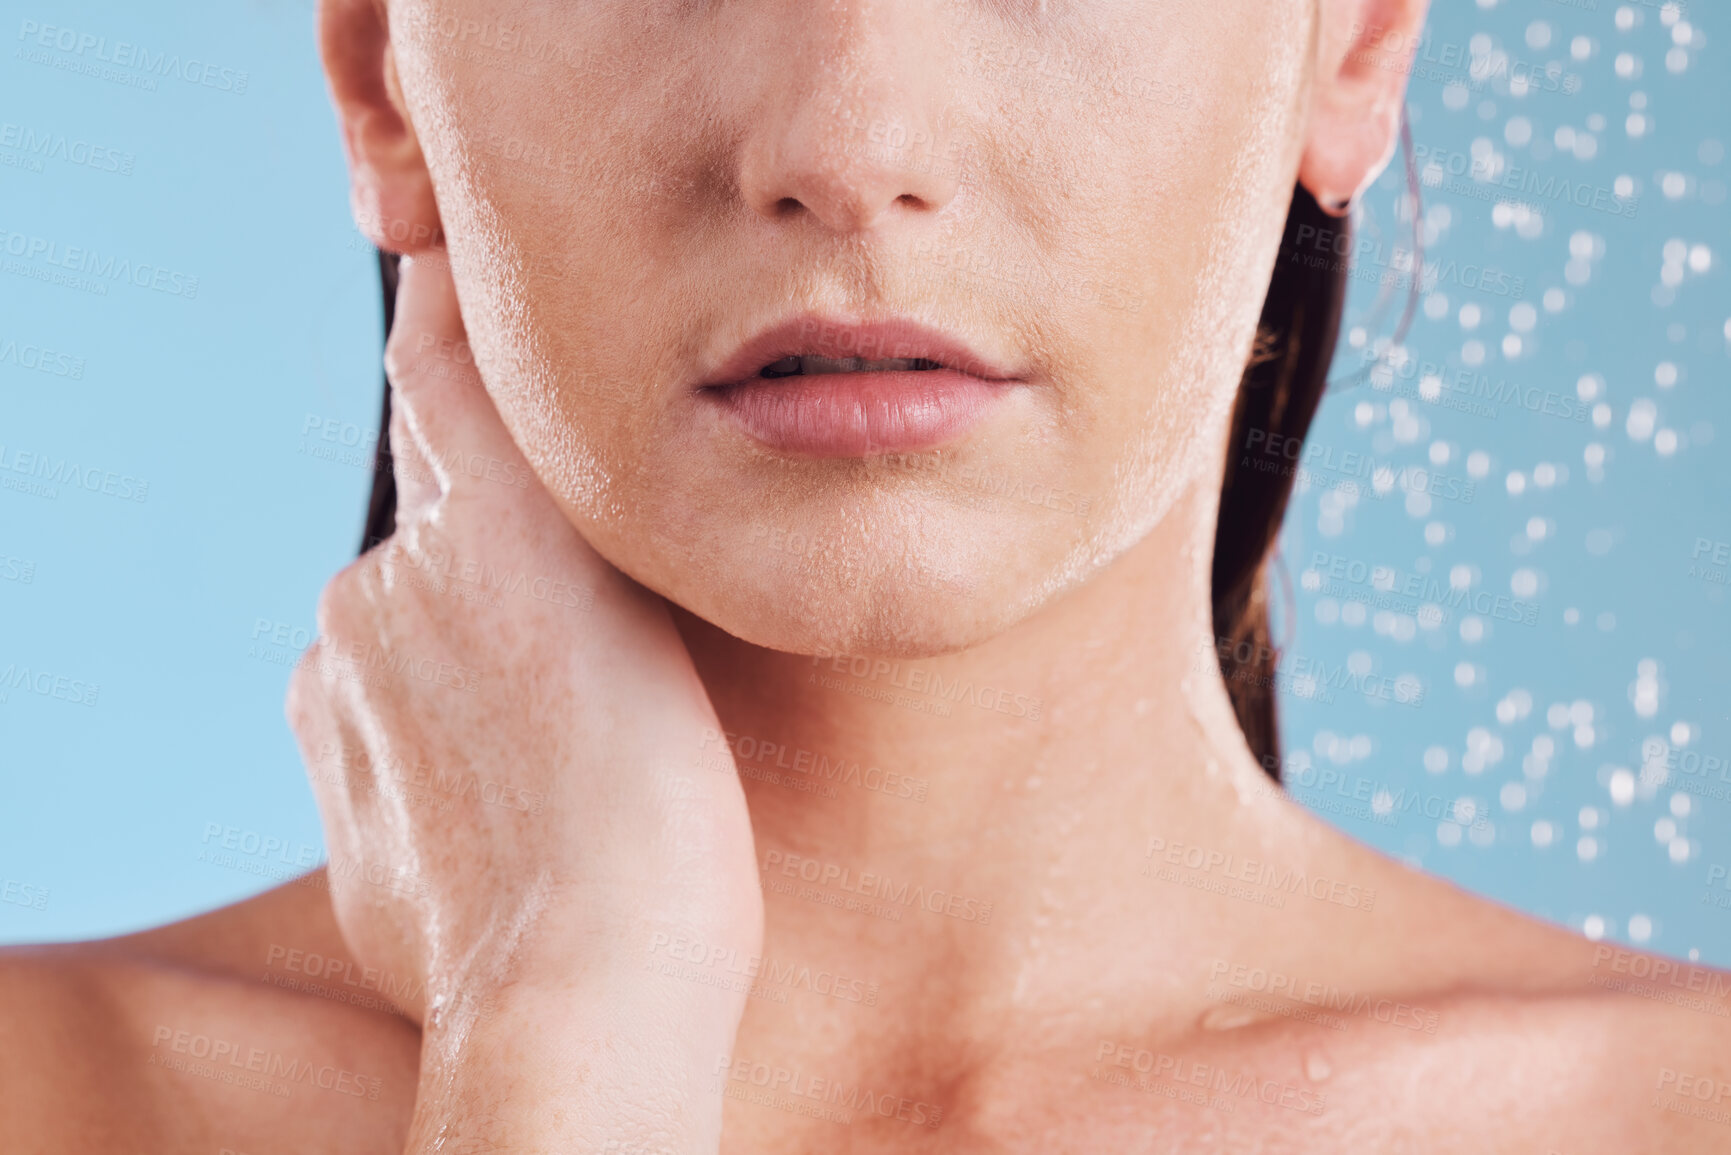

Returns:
5,0,1729,1151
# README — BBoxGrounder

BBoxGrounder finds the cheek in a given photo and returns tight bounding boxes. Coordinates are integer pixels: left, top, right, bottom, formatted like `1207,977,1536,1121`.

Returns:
401,16,713,498
981,15,1303,475
433,169,705,523
401,0,1309,652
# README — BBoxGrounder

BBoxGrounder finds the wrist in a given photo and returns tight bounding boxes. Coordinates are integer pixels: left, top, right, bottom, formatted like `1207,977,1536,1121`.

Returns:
418,877,763,1009
409,976,742,1155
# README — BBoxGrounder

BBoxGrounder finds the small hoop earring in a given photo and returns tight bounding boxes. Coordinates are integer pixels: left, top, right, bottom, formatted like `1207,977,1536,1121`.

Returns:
1318,193,1355,218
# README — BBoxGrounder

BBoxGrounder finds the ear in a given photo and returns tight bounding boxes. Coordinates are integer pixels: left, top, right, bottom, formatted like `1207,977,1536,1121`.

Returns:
1299,0,1433,214
318,0,443,253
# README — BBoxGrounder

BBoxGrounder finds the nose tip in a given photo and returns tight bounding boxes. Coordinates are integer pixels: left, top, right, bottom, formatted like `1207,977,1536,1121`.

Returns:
740,115,961,232
742,128,959,231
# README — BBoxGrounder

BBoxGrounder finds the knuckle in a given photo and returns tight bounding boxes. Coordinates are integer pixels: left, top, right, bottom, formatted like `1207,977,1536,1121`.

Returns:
313,559,371,641
312,578,347,642
285,663,334,745
394,457,443,513
382,324,425,392
388,401,417,458
284,666,315,729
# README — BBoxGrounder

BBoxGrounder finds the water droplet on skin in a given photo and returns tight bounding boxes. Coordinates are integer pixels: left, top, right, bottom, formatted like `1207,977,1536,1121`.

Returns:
1304,1050,1333,1081
1199,1005,1260,1031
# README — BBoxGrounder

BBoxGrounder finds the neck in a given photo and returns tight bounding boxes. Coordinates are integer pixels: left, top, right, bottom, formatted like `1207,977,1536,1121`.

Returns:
672,474,1284,956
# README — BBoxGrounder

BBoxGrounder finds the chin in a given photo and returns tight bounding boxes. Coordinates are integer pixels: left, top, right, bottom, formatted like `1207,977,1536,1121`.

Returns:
638,495,1086,660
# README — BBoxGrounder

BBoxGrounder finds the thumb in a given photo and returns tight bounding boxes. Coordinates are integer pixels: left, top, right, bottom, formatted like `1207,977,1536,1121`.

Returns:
384,252,533,500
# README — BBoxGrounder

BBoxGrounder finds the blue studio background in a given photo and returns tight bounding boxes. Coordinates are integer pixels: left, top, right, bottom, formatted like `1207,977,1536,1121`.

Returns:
1,0,1727,965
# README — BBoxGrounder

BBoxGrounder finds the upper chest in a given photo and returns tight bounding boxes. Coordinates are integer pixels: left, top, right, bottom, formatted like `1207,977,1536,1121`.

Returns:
714,998,1672,1155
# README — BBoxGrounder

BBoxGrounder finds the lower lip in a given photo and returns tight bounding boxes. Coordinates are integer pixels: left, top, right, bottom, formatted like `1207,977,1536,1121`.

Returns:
703,369,1013,456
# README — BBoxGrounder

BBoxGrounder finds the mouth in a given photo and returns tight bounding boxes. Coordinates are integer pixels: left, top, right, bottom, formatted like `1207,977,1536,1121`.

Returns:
756,355,947,377
697,315,1026,457
698,314,1024,391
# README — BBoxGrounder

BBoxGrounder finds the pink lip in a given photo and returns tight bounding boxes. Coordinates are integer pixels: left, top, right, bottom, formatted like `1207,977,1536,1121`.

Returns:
697,314,1025,457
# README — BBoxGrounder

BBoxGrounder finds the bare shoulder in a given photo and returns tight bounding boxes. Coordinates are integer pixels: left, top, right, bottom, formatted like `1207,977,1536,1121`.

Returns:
1309,817,1731,1149
1459,925,1731,1152
1044,976,1731,1153
1280,794,1730,999
1329,976,1731,1153
0,872,419,1154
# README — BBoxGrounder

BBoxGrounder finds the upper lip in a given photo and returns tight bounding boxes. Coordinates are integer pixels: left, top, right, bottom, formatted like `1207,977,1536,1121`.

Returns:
698,313,1025,389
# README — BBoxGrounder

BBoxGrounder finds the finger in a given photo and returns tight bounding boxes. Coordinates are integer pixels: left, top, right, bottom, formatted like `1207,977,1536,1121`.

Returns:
383,252,534,500
388,382,439,525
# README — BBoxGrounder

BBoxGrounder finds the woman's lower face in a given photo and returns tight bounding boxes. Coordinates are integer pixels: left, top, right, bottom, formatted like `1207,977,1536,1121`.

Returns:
385,0,1315,657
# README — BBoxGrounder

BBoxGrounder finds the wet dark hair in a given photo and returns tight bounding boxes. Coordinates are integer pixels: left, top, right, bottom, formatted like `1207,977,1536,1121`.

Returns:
1209,184,1351,784
360,249,403,559
359,185,1353,787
